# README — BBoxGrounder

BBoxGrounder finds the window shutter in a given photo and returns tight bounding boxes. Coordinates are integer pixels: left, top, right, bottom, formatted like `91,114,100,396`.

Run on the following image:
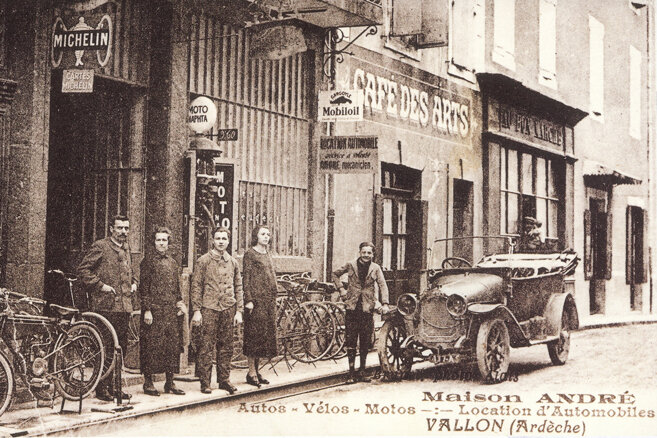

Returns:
390,0,422,36
626,206,633,285
605,212,613,280
584,209,592,280
416,0,449,48
641,208,649,283
373,194,384,266
406,200,428,271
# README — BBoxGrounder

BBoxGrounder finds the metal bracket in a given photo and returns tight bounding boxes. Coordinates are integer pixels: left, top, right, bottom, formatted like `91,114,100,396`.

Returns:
323,26,378,79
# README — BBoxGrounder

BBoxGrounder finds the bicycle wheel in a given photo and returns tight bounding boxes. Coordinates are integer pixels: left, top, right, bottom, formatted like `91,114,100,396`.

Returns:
79,312,118,380
323,301,346,360
283,302,335,363
0,352,14,417
52,321,104,401
123,310,141,373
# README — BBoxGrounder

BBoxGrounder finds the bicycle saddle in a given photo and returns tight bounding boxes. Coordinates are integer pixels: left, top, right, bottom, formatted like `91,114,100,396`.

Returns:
48,303,79,317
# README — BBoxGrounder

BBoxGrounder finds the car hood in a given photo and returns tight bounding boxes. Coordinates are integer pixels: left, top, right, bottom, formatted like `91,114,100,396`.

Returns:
426,272,506,304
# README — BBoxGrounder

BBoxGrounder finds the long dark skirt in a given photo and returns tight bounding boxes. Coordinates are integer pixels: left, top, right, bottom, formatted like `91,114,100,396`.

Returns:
140,306,182,374
242,297,277,358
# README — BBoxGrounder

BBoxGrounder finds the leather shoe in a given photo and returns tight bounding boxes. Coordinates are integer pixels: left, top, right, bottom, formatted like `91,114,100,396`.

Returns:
218,381,237,394
143,384,160,397
164,383,185,395
115,391,132,400
257,374,269,385
95,388,113,402
200,386,212,394
345,371,357,385
357,371,371,383
246,373,261,388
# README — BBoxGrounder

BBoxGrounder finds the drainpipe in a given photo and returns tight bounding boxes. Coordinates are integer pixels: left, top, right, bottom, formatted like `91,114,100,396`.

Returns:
324,29,337,281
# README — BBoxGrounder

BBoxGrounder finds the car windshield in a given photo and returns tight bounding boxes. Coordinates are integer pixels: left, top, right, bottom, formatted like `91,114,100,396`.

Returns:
428,236,515,270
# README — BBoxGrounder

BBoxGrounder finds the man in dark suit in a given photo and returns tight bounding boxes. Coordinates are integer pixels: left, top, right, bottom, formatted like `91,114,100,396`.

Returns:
78,214,138,401
333,241,389,384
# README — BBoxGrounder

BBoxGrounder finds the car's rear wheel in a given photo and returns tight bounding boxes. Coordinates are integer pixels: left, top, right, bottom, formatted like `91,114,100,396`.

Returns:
475,318,510,383
376,319,412,381
547,310,571,365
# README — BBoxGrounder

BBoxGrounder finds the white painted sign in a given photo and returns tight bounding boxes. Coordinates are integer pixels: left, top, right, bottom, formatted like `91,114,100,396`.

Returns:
188,96,217,134
61,69,94,93
317,90,363,122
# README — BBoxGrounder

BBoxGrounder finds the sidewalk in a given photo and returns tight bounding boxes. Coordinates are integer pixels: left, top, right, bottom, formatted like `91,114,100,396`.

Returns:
579,312,657,329
0,352,370,437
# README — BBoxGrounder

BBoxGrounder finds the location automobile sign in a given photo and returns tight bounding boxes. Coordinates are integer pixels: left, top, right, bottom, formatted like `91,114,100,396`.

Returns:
317,90,363,122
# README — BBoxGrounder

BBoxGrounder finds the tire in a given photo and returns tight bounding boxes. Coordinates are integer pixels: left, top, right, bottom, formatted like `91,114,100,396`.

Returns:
283,302,335,363
0,352,14,417
323,302,346,360
376,319,412,381
52,321,105,401
547,310,571,365
79,312,118,380
475,318,510,383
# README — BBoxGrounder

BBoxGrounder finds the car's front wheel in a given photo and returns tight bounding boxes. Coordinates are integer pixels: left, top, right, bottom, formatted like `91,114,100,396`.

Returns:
376,319,412,381
547,310,571,365
475,318,510,383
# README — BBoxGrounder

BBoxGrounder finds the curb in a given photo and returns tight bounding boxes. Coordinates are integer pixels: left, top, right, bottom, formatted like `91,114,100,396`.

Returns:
578,318,657,331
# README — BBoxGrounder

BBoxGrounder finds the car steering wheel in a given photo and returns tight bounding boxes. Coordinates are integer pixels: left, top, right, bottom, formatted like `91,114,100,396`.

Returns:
441,257,472,269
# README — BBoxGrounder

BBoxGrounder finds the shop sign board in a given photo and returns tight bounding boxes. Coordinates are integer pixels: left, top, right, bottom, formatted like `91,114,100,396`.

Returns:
317,90,364,122
319,136,378,174
487,98,572,154
61,69,94,93
188,96,218,134
336,46,473,146
51,14,113,68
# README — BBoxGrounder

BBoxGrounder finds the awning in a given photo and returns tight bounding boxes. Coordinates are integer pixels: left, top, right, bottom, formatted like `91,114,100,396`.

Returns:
582,160,642,188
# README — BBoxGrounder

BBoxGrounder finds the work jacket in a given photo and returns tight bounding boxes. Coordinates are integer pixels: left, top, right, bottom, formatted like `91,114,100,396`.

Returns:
332,259,389,312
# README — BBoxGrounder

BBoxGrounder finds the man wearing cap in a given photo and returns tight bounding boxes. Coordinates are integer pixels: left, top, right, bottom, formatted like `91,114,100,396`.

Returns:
518,216,544,252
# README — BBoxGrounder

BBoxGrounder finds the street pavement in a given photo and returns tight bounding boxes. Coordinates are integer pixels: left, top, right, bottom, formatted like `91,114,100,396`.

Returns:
49,322,657,437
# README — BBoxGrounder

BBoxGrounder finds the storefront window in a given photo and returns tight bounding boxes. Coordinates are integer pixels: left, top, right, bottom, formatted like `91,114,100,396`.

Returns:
500,147,559,239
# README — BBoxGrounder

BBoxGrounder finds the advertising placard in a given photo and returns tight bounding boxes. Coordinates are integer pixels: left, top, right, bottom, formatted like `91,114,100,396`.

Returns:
318,90,364,122
319,136,377,174
61,69,94,93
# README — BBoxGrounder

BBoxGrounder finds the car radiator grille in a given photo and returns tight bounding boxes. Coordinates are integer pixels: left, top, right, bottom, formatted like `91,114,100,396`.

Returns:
418,295,462,344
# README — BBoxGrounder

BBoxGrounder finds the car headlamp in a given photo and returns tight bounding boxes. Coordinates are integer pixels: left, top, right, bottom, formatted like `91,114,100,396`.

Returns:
446,294,467,317
397,293,418,316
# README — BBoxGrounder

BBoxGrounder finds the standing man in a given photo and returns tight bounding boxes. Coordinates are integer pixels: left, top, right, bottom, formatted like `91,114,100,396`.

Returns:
191,226,244,394
333,241,389,384
78,214,137,401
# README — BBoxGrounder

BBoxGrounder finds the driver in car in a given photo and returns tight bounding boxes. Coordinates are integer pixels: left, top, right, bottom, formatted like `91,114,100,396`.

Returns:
517,216,545,252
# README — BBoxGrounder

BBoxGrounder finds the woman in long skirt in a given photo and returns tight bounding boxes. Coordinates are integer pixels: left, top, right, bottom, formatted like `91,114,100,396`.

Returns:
242,225,278,387
139,226,186,396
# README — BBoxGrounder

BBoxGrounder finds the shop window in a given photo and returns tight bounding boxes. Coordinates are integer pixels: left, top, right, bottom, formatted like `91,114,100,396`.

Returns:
589,15,604,119
629,45,641,139
538,0,557,88
492,0,516,71
500,147,559,244
626,206,646,285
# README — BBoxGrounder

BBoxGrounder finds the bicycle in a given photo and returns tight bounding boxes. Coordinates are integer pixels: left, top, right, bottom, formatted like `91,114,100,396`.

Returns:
305,280,347,361
46,270,120,381
0,288,105,416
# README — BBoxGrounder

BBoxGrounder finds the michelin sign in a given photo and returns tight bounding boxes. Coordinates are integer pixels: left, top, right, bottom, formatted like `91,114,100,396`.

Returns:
318,90,364,122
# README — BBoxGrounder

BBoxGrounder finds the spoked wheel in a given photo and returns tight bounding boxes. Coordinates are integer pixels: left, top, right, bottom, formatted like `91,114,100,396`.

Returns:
0,352,14,417
283,302,335,363
52,321,105,400
476,319,510,383
548,310,571,365
323,302,346,360
441,257,472,269
231,322,248,369
79,312,118,380
376,319,412,381
123,310,141,373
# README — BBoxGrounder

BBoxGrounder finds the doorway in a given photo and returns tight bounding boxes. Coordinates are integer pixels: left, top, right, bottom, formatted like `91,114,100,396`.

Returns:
588,198,608,314
45,73,145,274
452,179,474,263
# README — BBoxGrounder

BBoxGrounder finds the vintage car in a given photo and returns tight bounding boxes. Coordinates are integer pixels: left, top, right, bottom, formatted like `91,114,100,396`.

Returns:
377,236,579,383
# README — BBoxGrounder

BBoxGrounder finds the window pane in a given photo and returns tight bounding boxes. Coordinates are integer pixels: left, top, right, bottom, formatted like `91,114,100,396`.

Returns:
500,146,507,190
521,153,533,194
500,192,506,234
536,198,547,235
548,160,558,198
548,200,558,238
397,237,406,270
507,149,518,191
383,198,393,234
507,193,519,234
536,157,546,196
382,236,392,270
398,201,407,234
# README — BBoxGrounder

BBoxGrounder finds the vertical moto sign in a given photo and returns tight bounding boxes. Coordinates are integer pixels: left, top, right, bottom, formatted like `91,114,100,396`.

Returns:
213,163,234,233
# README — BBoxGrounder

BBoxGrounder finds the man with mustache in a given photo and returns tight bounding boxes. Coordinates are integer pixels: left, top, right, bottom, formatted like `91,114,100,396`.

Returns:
78,214,138,402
